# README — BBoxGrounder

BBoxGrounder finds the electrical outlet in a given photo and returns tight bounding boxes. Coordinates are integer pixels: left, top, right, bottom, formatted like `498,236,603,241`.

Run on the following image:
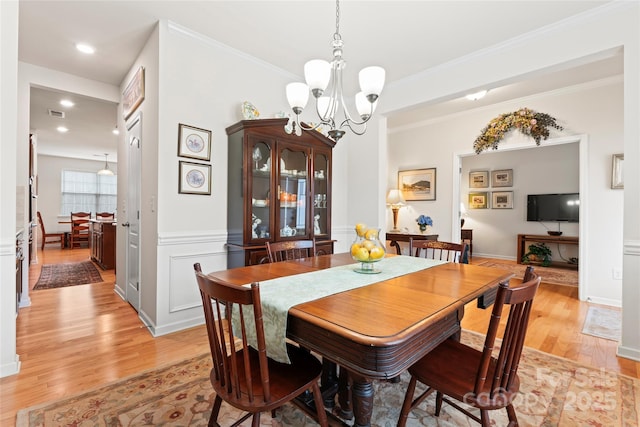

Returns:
612,269,623,280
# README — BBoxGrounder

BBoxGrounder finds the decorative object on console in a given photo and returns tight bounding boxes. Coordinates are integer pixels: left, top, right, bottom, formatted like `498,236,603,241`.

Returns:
521,242,552,267
386,189,406,232
611,153,624,189
473,108,563,153
178,123,212,161
416,215,433,233
284,0,385,142
398,168,436,201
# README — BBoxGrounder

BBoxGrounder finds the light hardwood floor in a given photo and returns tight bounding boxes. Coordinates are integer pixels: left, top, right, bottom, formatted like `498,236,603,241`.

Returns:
1,247,638,426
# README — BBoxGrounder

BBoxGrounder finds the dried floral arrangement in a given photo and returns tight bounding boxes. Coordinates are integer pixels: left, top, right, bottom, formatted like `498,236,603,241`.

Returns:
473,108,563,154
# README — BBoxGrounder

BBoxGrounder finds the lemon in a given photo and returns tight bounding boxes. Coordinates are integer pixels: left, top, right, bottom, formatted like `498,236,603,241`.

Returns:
362,240,375,251
354,247,371,262
364,228,379,240
369,246,385,260
355,223,367,237
350,243,362,257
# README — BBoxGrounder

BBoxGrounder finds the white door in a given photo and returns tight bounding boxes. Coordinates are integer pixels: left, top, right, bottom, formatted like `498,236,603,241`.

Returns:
125,113,141,311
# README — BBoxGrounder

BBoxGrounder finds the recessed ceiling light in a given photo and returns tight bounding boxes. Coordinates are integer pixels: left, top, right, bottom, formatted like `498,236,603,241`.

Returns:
465,90,488,101
76,43,95,54
112,128,119,135
60,99,74,107
57,126,69,133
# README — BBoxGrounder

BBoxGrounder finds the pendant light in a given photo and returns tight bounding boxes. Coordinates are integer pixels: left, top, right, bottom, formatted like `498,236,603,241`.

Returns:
97,153,114,176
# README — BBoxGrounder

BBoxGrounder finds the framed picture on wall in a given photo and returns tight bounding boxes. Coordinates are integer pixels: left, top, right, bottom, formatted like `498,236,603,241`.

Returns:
178,123,212,161
179,161,211,195
468,192,489,209
492,191,513,209
122,66,145,120
469,171,489,188
398,168,436,201
491,169,513,187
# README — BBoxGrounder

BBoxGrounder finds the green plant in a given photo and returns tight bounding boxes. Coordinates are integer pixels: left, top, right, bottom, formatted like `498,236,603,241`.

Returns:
521,242,552,267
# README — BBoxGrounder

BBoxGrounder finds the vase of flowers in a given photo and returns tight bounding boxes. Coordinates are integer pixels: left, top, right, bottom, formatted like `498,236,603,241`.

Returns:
416,215,433,233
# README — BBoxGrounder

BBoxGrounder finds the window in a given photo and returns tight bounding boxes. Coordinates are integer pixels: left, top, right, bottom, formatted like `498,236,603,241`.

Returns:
61,170,117,216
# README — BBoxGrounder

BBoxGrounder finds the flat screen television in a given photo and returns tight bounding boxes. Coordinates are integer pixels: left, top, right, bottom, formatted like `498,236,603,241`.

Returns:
527,193,580,222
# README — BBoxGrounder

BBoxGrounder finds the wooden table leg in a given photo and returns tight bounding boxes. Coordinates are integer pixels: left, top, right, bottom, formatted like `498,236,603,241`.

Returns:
351,375,374,427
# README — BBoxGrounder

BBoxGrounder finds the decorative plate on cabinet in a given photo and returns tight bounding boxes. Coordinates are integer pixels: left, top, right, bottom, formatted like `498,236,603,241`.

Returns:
241,101,260,120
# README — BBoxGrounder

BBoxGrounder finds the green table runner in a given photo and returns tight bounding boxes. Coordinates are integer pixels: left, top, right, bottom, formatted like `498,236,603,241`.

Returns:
234,255,447,363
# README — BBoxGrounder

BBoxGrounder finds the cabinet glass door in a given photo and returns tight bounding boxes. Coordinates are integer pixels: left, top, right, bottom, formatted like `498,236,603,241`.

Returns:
250,140,272,241
313,153,329,237
278,147,308,238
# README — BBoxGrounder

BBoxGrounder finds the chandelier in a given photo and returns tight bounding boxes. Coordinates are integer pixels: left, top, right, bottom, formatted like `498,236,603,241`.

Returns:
284,0,385,142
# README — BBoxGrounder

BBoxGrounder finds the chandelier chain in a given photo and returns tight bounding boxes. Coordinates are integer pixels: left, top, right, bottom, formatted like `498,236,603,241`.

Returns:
334,0,341,40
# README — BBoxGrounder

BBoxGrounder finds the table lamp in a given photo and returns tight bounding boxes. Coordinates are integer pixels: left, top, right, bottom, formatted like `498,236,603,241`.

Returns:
386,189,406,232
460,202,467,228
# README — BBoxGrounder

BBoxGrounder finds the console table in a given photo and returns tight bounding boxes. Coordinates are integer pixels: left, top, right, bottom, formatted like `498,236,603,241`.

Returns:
386,232,438,255
516,234,579,269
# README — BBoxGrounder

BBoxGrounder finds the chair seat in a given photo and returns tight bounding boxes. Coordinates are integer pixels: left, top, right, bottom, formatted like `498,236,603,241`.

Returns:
214,343,323,412
408,338,520,410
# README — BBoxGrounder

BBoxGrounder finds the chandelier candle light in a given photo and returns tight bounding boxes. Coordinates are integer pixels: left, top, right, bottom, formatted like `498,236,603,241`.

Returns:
386,189,406,232
285,0,385,142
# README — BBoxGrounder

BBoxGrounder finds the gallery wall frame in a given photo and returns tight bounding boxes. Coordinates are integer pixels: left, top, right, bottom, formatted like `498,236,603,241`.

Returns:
468,192,489,209
491,169,513,187
178,123,212,161
399,168,436,201
123,66,145,120
611,153,624,189
179,161,211,195
469,170,489,188
492,191,514,209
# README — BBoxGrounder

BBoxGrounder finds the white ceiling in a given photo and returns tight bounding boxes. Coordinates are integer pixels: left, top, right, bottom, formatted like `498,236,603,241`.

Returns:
19,1,622,160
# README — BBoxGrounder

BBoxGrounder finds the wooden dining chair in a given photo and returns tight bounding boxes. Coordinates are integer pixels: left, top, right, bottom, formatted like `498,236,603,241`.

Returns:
410,239,468,263
70,211,91,248
96,212,115,220
193,263,328,427
396,266,540,427
37,211,64,249
266,239,316,263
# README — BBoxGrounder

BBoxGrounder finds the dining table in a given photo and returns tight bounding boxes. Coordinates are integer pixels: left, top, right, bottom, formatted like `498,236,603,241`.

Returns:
206,252,514,427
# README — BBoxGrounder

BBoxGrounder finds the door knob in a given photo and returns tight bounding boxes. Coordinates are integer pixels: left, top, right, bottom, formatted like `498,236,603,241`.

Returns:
121,222,130,227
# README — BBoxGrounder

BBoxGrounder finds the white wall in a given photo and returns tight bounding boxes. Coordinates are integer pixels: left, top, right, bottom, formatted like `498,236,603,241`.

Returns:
460,143,580,260
388,79,623,304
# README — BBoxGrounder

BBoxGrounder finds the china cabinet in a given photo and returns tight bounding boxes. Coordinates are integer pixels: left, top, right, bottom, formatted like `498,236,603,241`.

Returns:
226,118,335,267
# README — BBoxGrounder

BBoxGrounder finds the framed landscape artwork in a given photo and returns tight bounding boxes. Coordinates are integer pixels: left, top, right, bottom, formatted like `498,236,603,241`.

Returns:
492,191,514,209
399,168,436,201
469,171,489,188
491,169,513,187
468,192,489,209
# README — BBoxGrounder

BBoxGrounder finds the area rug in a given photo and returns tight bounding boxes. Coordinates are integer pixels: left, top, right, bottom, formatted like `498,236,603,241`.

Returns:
582,305,622,341
477,260,578,286
33,261,104,290
16,331,640,427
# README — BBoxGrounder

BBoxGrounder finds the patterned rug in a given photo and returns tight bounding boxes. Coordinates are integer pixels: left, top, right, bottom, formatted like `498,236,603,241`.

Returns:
16,331,640,426
34,261,104,290
582,305,622,341
477,260,578,286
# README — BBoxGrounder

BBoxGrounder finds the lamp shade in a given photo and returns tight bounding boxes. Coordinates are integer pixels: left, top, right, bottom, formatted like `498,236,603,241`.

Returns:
304,59,331,92
359,66,386,97
386,189,406,207
355,92,378,119
286,82,309,110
